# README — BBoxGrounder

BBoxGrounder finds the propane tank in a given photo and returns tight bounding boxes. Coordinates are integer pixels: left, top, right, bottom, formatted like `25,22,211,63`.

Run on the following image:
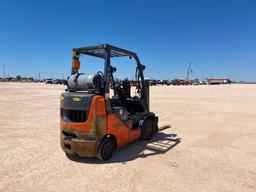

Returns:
68,74,95,90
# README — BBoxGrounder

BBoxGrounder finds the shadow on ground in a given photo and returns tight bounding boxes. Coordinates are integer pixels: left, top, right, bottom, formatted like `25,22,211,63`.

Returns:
66,125,181,164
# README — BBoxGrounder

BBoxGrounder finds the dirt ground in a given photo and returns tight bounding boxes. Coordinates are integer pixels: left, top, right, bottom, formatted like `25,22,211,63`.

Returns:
0,82,255,192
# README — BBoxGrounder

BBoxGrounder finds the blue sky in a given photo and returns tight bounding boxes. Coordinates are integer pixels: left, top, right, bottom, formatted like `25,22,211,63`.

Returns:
0,0,256,81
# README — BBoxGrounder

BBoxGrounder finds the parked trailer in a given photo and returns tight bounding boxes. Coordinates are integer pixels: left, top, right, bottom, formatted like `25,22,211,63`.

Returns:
207,78,231,85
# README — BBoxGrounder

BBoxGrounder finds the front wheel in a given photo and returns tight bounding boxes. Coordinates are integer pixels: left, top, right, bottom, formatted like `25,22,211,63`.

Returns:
96,137,115,161
141,118,155,140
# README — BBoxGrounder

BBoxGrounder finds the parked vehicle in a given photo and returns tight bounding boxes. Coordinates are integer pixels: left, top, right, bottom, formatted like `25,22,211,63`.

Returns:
60,44,158,160
172,79,185,86
46,79,53,84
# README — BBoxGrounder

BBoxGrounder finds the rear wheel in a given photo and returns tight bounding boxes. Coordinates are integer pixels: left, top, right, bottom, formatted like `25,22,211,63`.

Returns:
96,137,115,161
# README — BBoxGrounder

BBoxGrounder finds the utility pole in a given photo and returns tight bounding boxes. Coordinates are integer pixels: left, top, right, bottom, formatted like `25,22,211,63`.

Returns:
186,62,192,81
201,70,204,82
3,64,5,79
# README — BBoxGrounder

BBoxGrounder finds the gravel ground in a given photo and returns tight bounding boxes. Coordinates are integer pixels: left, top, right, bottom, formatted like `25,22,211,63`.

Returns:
0,82,255,192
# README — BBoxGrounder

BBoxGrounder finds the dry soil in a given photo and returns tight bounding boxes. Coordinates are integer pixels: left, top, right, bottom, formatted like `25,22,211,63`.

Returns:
0,83,255,192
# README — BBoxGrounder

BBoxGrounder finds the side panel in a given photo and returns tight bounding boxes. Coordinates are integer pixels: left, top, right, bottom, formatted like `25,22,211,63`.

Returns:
95,97,107,139
128,128,141,143
107,114,130,148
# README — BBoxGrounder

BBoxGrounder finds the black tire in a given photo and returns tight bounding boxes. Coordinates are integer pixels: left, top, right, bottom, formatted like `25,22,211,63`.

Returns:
96,137,115,161
141,118,154,140
65,152,76,160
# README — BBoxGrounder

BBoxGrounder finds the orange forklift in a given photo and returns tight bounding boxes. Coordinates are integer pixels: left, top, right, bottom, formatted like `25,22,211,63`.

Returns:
60,44,158,160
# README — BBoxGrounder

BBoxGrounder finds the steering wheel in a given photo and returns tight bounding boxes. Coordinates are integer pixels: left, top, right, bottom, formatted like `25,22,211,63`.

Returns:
93,71,104,88
96,71,104,77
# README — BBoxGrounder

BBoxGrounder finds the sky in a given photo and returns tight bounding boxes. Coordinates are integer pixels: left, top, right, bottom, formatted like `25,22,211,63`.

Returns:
0,0,256,81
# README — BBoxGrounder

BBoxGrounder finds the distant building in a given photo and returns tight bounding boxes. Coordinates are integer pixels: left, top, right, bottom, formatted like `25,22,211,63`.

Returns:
207,78,231,85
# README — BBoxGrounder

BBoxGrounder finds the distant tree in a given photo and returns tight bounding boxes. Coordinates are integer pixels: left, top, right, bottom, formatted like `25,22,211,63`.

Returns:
28,77,34,81
16,75,21,81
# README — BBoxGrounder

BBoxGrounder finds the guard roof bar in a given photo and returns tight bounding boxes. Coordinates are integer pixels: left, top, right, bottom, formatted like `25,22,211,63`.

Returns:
73,44,141,65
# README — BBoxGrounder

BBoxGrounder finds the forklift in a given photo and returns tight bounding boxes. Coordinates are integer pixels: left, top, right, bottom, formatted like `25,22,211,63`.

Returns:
60,44,158,160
